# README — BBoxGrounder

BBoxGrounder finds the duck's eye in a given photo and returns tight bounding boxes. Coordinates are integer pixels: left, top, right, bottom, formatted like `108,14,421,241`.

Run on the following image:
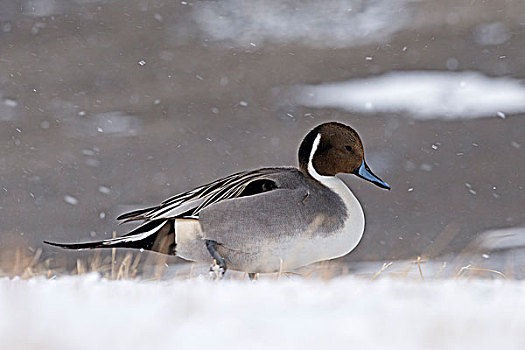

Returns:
345,145,352,152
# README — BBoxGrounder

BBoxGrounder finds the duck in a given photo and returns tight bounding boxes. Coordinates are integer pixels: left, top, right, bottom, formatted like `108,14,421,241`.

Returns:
45,122,390,278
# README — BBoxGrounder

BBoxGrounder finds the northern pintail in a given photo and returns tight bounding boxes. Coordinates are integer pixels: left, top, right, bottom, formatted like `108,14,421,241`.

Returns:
45,122,390,278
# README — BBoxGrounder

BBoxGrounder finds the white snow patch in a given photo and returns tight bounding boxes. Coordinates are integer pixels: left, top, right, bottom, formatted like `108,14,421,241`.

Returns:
98,186,110,194
85,159,100,168
63,195,78,205
68,111,143,137
187,0,413,48
293,71,525,119
445,57,459,70
23,0,61,17
0,94,18,121
473,22,511,46
2,23,12,33
22,0,107,18
476,227,525,251
0,276,525,350
3,98,18,107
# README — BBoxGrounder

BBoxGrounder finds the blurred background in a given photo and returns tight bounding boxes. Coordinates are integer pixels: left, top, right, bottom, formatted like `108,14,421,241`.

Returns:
0,0,524,278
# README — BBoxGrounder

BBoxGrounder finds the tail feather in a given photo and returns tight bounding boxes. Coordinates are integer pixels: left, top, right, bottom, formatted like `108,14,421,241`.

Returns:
44,220,176,255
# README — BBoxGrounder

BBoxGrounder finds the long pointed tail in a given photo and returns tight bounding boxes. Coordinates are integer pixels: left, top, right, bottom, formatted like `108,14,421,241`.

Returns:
44,220,176,255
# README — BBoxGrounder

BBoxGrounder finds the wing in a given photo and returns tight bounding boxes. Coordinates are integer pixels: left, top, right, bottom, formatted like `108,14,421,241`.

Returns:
197,186,312,251
117,168,284,223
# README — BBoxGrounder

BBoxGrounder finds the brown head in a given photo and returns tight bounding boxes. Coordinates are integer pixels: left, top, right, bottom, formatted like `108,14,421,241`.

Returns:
298,122,390,189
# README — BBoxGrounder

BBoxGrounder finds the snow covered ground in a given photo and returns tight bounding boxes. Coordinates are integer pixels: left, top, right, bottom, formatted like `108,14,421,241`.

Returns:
1,275,524,350
293,71,525,119
185,0,413,48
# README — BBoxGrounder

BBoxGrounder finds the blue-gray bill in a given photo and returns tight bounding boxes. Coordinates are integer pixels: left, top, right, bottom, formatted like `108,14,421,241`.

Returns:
355,161,391,190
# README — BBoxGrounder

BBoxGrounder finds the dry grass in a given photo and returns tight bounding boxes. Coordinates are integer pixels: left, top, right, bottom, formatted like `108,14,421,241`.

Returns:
0,245,168,281
456,265,507,279
0,244,514,281
372,262,393,280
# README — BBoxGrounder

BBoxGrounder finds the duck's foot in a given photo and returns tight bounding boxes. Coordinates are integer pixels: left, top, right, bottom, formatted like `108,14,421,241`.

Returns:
209,260,225,280
205,239,227,280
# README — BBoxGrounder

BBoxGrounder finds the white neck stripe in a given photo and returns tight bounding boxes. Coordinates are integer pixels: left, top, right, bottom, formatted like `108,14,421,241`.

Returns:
308,133,328,181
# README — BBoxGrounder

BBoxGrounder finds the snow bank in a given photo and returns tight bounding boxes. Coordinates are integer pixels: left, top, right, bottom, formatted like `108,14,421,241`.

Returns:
187,0,413,48
476,226,525,250
1,275,524,350
294,71,525,119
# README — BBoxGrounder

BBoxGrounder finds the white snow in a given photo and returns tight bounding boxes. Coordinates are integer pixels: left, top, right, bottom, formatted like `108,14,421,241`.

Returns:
98,186,111,194
3,98,18,107
445,57,459,70
63,195,79,205
188,0,413,48
294,71,525,119
75,111,143,137
0,94,18,121
476,226,525,250
0,275,524,350
22,0,107,18
472,22,511,46
23,0,60,18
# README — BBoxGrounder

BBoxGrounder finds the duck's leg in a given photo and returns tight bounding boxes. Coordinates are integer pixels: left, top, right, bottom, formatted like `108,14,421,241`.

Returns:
205,239,227,279
248,273,258,281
